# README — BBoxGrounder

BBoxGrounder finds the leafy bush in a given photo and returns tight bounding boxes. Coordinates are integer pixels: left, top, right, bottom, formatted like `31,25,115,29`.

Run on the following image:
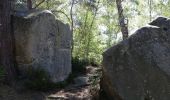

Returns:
24,56,99,91
72,57,89,75
89,68,102,100
25,68,57,91
24,67,73,91
89,58,99,67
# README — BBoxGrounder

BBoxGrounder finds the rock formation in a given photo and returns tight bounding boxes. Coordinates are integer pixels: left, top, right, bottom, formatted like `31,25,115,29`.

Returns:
13,10,72,83
101,17,170,100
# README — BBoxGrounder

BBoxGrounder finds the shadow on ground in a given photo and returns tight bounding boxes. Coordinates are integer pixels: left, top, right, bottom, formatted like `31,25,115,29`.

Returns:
0,66,101,100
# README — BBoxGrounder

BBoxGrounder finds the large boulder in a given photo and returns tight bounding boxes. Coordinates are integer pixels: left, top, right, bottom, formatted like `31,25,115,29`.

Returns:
13,10,72,83
101,17,170,100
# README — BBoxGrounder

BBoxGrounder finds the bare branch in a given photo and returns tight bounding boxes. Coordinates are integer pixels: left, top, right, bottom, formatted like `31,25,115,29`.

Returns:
34,0,45,9
51,10,71,23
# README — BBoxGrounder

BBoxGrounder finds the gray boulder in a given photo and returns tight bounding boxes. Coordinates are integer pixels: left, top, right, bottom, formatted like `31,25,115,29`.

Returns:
101,17,170,100
73,76,89,87
13,10,72,83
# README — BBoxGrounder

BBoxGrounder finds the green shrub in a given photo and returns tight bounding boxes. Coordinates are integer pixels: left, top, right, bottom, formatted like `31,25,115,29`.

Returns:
25,68,56,91
72,57,89,75
89,58,99,67
24,67,73,91
72,57,99,76
24,56,99,91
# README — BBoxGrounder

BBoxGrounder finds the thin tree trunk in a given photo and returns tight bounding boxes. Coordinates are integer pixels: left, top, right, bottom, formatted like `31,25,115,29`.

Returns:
85,0,100,59
148,0,152,21
27,0,32,10
70,0,74,55
0,0,17,84
116,0,128,40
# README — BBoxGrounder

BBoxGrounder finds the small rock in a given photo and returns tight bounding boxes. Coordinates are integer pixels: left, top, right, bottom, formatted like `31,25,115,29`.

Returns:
73,76,89,87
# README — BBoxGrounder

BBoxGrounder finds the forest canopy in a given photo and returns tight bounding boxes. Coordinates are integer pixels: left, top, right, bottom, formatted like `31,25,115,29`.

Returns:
15,0,170,62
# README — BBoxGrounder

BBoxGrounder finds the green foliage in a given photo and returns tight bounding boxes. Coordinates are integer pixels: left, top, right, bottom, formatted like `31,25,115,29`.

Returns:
89,67,102,99
34,0,170,65
72,57,89,75
24,67,78,91
71,56,99,76
72,0,105,62
25,68,56,91
67,56,100,88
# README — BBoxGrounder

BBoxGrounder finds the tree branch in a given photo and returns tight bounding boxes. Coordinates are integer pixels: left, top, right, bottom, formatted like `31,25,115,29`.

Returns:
70,0,75,54
51,10,71,23
33,0,45,9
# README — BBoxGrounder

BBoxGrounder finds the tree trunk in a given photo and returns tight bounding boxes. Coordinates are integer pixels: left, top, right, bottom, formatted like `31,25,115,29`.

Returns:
70,0,74,55
148,0,152,21
27,0,32,9
116,0,129,40
0,0,17,84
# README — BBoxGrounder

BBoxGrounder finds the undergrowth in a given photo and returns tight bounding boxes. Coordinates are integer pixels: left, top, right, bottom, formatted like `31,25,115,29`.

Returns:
24,68,56,91
24,56,100,92
72,57,89,75
24,67,77,91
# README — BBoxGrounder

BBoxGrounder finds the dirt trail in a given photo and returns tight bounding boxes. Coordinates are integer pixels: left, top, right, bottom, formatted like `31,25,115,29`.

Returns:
0,66,101,100
0,84,90,100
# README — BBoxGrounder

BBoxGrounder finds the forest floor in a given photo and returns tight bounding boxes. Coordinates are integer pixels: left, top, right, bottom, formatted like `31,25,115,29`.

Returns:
0,66,101,100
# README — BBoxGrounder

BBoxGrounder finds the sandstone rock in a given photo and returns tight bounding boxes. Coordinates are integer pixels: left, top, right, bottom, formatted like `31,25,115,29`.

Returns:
13,10,72,83
73,76,89,87
101,17,170,100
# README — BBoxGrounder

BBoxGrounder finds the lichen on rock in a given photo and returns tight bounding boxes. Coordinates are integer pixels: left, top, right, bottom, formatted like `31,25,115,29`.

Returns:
13,10,72,83
101,17,170,100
